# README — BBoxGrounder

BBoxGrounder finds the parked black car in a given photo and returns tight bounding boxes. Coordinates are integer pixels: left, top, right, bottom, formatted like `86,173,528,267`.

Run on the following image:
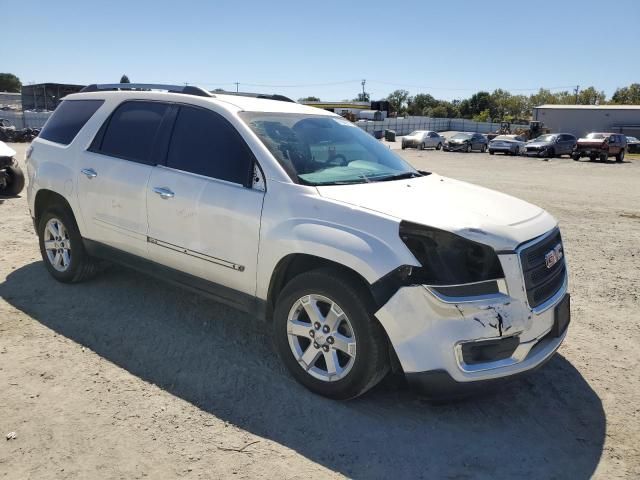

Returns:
443,132,488,152
525,133,577,158
626,136,640,154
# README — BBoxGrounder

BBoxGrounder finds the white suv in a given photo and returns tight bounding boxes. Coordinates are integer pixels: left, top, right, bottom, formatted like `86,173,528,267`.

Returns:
26,84,570,400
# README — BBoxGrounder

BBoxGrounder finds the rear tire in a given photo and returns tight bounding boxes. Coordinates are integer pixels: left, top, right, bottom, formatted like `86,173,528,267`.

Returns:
547,148,555,159
0,165,25,196
489,150,495,155
273,269,389,400
572,153,580,161
481,144,487,153
38,206,99,283
616,149,625,162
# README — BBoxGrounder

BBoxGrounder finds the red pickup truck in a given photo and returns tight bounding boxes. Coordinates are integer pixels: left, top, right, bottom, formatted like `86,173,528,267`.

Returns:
572,133,627,162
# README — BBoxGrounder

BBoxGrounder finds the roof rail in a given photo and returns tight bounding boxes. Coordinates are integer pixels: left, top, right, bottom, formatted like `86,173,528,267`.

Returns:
79,83,213,98
214,91,295,103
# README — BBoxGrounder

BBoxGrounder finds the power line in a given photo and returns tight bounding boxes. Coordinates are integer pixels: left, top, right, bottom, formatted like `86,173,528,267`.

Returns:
367,80,579,92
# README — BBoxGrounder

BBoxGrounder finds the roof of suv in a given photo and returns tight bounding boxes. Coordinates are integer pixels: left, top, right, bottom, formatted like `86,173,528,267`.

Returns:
63,89,334,116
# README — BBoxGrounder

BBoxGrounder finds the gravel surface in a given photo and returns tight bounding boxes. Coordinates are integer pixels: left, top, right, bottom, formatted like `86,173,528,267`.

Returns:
1,143,638,479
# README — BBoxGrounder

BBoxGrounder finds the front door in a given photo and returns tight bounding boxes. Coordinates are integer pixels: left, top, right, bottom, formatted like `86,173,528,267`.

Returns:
146,104,264,297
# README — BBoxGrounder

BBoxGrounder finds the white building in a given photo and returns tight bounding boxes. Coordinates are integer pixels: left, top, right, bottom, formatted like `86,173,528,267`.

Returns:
532,105,640,138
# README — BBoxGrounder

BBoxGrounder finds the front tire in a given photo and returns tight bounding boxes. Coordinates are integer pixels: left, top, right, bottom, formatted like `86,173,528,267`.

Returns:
0,165,25,196
436,142,442,150
466,143,472,153
273,269,389,400
38,206,98,283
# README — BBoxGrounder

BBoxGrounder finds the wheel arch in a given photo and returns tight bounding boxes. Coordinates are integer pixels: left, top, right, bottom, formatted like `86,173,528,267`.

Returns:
34,189,77,229
265,253,374,323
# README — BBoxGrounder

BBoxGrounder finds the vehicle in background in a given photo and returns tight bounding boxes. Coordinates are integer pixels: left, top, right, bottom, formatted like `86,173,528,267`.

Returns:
626,136,640,153
401,130,444,150
488,135,526,156
572,133,627,162
0,141,25,196
525,133,577,158
443,132,487,152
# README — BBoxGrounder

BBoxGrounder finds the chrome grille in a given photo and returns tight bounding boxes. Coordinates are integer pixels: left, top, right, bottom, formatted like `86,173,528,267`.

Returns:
519,229,566,308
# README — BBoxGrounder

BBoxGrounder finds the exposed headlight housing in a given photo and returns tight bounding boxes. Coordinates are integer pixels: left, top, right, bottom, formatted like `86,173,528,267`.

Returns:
399,221,504,286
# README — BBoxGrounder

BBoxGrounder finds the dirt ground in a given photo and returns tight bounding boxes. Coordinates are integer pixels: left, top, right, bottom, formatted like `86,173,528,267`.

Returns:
1,142,639,479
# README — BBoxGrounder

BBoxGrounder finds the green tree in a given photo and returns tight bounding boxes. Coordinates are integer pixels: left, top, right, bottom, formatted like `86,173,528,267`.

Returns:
577,86,606,105
298,96,320,102
353,92,370,102
0,73,22,92
120,74,131,83
426,105,449,118
386,89,410,114
611,84,640,104
468,91,492,117
472,109,491,122
408,93,438,115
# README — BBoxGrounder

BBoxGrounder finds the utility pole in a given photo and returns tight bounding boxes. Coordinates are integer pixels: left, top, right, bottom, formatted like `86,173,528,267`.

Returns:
574,85,580,104
234,82,240,93
361,79,366,97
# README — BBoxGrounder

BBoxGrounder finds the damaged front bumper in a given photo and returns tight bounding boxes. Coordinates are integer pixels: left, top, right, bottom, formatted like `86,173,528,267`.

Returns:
375,252,569,398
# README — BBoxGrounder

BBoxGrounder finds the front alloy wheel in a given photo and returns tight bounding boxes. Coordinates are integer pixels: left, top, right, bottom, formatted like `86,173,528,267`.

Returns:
273,269,389,400
287,294,356,382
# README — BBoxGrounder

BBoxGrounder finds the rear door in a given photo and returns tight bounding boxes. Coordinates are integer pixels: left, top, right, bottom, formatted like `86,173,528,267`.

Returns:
77,100,171,257
146,104,264,296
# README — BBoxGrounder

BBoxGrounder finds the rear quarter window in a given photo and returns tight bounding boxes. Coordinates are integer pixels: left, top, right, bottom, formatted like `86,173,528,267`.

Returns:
39,99,104,145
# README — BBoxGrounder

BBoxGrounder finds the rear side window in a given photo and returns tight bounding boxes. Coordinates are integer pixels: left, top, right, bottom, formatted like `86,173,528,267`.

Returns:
39,100,104,145
167,106,253,185
97,101,169,165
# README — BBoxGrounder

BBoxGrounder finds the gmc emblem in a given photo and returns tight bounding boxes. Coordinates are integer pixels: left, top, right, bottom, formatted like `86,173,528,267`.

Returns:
545,244,564,269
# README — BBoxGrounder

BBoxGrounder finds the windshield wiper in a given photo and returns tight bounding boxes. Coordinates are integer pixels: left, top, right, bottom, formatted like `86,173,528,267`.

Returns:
376,171,423,182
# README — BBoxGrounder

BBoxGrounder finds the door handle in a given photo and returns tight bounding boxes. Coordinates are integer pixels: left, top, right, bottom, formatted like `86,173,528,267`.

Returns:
153,186,175,199
81,168,97,179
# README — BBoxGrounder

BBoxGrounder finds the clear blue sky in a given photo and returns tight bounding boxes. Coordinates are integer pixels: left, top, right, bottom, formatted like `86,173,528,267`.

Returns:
4,0,639,101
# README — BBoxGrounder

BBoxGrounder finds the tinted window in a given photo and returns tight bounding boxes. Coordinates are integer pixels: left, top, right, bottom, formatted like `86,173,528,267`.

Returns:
98,101,168,164
39,99,104,145
167,106,252,185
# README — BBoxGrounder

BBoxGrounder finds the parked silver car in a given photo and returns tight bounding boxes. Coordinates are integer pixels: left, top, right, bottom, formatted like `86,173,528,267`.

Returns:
401,130,445,150
525,133,577,158
488,135,526,156
443,132,488,152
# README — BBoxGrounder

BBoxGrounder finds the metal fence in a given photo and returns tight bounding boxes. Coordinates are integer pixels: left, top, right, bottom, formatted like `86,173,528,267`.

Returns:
356,116,529,136
0,110,52,129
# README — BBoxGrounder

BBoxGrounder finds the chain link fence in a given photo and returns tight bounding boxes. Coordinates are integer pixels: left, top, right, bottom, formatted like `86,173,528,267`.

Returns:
356,116,529,136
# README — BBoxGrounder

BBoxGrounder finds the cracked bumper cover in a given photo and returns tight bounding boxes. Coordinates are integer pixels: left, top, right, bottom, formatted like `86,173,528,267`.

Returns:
375,253,569,394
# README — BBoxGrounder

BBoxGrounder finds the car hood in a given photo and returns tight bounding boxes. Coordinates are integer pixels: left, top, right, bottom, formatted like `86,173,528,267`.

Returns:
316,174,556,251
527,141,551,147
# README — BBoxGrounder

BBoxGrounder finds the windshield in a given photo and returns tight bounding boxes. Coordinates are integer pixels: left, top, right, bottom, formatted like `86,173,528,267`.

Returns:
627,136,638,142
586,133,606,139
451,133,471,140
240,112,420,185
408,130,425,136
533,134,556,142
494,135,517,141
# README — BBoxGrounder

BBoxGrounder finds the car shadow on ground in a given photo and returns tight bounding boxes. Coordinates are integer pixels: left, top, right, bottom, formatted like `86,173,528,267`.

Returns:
1,262,606,479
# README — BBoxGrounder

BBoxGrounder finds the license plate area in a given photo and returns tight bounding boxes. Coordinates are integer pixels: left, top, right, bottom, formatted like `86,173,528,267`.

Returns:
552,293,571,337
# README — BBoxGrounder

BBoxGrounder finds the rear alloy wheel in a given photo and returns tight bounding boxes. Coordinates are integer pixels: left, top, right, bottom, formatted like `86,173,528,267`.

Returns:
616,149,625,162
38,207,98,283
273,269,389,400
